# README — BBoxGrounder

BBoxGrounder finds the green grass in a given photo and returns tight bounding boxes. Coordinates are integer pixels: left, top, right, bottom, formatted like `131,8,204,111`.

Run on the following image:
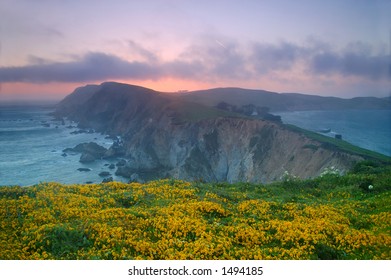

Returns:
169,100,244,123
284,124,391,163
195,161,391,204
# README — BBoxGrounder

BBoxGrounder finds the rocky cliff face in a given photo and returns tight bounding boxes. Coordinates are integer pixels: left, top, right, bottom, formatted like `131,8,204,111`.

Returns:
55,82,364,183
115,116,362,183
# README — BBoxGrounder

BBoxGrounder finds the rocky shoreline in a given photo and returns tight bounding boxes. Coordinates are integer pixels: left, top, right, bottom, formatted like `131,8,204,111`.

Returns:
59,120,143,183
62,139,135,183
50,114,133,184
61,142,126,182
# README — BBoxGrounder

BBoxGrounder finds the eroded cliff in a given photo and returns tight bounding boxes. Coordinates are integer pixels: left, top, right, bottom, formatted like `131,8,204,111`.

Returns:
55,82,364,183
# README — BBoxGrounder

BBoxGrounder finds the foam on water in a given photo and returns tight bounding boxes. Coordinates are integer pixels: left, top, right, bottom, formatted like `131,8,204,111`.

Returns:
0,105,127,186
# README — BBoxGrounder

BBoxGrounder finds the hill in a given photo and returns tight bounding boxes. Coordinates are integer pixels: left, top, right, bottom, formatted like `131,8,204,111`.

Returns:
180,87,390,111
55,82,236,133
54,82,389,183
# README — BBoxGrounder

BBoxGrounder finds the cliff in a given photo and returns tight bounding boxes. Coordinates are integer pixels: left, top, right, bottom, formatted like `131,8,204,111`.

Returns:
115,116,363,183
55,82,372,183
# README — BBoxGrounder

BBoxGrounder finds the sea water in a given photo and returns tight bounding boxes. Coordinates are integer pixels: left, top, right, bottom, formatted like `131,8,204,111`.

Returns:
0,105,127,186
278,110,391,157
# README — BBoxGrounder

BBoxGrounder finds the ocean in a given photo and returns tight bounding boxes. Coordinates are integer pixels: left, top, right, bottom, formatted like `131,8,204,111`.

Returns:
278,110,391,157
0,106,390,186
0,105,127,186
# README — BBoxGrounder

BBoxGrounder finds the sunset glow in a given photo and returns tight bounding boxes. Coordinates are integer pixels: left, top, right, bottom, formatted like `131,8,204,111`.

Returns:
0,0,390,101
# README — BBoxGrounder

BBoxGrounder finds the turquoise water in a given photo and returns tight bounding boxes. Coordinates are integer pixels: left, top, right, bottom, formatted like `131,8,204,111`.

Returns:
0,105,126,186
278,110,391,156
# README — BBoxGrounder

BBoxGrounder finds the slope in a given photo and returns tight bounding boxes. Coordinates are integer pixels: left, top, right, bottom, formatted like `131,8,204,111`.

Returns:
180,87,390,111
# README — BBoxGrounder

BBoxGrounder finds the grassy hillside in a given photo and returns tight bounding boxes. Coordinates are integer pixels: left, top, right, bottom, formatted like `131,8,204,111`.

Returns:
166,100,242,123
284,124,391,163
181,88,285,109
181,87,391,111
1,162,390,260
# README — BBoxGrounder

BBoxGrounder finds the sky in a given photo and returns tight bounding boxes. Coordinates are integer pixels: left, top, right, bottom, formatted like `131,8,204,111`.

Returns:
0,0,390,101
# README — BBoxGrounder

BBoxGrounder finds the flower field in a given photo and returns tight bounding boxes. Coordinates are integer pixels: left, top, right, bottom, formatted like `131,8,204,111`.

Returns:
1,162,390,260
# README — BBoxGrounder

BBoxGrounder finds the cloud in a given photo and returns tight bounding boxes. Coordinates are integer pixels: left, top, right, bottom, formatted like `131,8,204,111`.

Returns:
177,37,250,80
0,38,250,83
177,39,390,81
251,41,304,73
128,40,158,62
251,40,389,80
309,47,390,80
0,39,388,84
0,52,161,83
164,60,205,79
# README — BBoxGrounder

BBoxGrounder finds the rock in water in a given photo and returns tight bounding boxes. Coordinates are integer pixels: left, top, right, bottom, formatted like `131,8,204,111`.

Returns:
99,171,111,177
116,159,127,167
63,142,108,162
77,168,91,172
79,153,96,163
102,177,113,183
